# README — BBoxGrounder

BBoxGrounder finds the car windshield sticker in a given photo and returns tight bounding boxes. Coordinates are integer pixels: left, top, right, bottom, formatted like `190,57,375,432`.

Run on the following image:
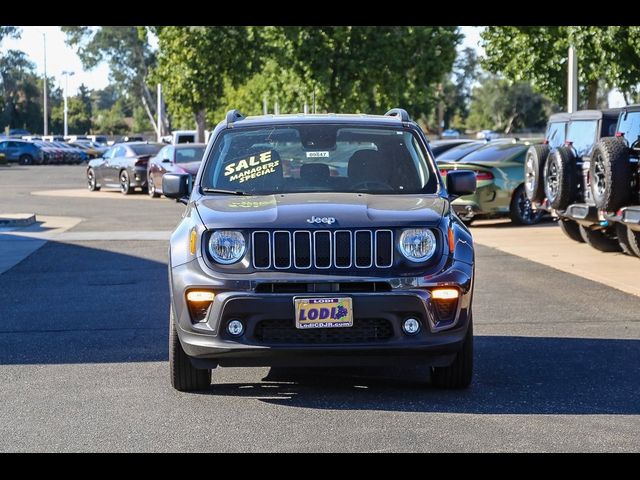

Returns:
223,151,280,184
305,151,329,158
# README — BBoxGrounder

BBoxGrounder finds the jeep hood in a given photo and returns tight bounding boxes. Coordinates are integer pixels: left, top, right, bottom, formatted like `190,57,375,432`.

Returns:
196,193,446,229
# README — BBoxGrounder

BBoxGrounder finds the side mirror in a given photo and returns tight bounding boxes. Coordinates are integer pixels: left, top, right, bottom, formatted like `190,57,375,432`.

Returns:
446,170,476,199
163,173,192,204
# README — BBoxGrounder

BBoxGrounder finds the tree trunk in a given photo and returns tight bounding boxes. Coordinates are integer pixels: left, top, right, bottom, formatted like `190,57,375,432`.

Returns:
141,94,160,137
195,109,206,143
587,80,598,109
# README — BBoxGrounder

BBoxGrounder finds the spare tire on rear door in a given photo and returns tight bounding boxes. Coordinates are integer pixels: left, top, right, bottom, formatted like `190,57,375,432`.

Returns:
589,137,632,212
544,146,577,211
524,144,550,202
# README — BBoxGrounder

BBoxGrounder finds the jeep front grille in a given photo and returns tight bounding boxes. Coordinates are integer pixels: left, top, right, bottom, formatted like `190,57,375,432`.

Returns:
251,229,394,270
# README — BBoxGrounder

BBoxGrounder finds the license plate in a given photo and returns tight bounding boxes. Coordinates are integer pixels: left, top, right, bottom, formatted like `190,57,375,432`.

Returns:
294,297,353,329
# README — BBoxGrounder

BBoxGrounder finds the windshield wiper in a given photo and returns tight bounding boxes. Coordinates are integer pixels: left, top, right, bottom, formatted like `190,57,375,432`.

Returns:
201,188,248,196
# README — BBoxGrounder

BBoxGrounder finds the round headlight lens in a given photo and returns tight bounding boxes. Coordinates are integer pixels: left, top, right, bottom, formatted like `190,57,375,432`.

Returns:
399,228,437,262
208,230,246,264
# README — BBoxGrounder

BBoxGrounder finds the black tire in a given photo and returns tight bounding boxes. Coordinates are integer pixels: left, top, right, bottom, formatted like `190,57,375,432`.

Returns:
544,146,577,211
589,137,631,212
170,310,211,392
558,218,584,243
87,168,100,191
509,184,545,225
119,169,133,195
524,144,550,202
431,316,473,389
19,154,33,165
615,223,635,256
627,228,640,257
578,225,622,253
148,176,160,197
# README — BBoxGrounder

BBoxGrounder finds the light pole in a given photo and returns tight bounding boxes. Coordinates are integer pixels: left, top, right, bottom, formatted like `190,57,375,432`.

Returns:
62,70,75,137
42,32,48,136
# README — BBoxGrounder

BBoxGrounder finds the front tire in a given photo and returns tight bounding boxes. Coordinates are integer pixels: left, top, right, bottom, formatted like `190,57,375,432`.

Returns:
119,170,133,195
148,176,160,198
579,225,622,253
558,218,584,243
19,154,33,165
170,310,211,392
87,168,100,191
509,184,544,225
431,316,473,389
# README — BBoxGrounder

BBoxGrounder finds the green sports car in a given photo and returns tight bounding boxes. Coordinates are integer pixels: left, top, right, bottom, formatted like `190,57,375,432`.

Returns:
437,139,545,225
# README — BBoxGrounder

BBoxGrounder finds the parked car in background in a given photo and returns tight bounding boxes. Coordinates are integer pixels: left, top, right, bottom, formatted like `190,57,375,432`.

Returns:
86,135,108,146
526,109,624,252
439,139,545,225
429,139,477,157
50,141,86,164
69,141,103,159
33,140,64,164
147,143,206,198
0,139,44,165
86,142,164,194
441,129,461,139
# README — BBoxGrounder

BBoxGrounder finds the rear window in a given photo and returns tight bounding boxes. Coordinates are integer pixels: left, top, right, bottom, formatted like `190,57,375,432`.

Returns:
460,143,527,163
130,144,163,156
617,111,640,142
546,121,566,149
175,146,205,163
436,141,485,162
566,120,597,156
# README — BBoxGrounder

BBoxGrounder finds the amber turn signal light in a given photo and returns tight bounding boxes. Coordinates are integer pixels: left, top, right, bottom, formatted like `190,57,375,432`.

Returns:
432,288,459,300
189,229,197,255
186,291,215,302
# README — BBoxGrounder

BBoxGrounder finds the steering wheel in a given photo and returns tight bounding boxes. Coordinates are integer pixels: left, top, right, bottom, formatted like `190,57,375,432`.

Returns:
350,180,394,191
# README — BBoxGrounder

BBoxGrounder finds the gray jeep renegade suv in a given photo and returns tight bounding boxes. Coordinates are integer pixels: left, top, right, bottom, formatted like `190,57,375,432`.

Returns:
163,108,477,392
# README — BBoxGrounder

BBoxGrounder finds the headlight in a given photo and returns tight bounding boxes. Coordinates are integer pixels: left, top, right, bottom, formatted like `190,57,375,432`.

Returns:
208,230,246,264
399,228,437,262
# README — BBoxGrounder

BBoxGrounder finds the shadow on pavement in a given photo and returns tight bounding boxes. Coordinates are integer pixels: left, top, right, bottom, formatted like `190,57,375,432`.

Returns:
0,237,168,364
203,336,640,415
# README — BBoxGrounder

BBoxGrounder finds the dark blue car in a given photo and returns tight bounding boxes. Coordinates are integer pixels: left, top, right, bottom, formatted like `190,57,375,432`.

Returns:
0,139,44,165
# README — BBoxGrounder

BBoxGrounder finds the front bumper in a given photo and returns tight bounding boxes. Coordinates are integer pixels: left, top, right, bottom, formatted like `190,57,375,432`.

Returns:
170,257,474,368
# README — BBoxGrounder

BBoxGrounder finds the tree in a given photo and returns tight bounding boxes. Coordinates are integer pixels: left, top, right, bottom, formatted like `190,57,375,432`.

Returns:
153,26,260,142
441,47,480,129
467,75,555,133
61,26,163,134
481,26,640,109
259,26,461,120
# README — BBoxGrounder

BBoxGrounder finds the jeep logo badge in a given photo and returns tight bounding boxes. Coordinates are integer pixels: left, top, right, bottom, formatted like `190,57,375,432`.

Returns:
306,216,336,225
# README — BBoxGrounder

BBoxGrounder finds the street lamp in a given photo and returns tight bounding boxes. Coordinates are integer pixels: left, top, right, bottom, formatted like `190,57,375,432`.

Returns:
62,70,75,137
29,27,48,136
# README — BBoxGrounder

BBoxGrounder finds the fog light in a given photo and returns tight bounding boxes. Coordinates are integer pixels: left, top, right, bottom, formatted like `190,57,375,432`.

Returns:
402,318,421,335
227,319,244,337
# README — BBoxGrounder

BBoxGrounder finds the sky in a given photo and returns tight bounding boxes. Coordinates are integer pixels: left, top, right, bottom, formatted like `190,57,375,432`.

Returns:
1,25,625,107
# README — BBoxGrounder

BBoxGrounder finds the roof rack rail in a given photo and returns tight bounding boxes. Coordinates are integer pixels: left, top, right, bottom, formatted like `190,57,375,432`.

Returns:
225,109,245,126
384,108,411,122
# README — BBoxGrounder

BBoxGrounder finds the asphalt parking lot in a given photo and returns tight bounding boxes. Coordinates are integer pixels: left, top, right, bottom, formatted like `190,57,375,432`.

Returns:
0,165,639,452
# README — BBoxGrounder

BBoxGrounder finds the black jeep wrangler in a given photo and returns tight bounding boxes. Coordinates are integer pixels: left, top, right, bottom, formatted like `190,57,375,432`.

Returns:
525,109,625,251
162,108,477,392
587,105,640,256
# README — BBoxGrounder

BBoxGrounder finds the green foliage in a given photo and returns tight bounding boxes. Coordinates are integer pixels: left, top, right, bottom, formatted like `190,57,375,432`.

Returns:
467,75,556,133
257,26,461,119
441,47,480,129
481,26,640,108
153,26,259,139
92,99,129,135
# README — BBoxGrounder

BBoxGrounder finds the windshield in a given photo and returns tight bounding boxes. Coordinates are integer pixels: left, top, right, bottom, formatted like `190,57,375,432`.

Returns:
175,146,205,164
130,144,163,156
617,111,640,144
201,125,436,195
